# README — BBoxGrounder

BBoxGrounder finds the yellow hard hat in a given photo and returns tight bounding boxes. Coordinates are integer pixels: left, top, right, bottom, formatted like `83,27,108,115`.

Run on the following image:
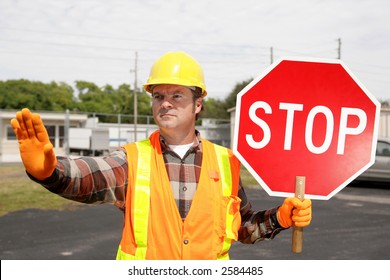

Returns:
144,51,207,97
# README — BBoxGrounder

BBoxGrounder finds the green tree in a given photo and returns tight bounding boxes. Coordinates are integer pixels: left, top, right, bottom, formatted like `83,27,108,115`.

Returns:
72,81,153,123
111,84,132,114
107,84,153,124
74,81,113,113
380,99,389,107
201,78,253,120
224,78,252,110
202,97,228,119
0,79,76,111
0,78,259,124
48,82,76,110
137,91,153,123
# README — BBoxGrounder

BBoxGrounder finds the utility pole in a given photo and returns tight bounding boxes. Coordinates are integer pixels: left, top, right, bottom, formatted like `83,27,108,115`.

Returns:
64,109,70,155
130,51,138,141
337,38,342,59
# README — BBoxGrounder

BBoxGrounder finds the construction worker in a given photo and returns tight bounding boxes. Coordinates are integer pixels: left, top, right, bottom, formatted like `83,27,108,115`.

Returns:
11,51,312,260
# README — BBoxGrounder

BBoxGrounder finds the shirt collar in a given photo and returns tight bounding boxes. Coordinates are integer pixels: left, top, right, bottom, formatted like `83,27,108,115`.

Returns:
159,130,202,154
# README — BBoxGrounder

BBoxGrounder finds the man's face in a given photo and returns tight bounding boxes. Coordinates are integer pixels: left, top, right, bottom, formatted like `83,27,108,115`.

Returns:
151,84,202,133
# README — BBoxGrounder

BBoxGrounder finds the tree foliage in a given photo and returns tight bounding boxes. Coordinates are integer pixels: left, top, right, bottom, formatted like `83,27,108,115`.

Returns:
0,79,75,111
202,78,252,119
0,79,148,116
0,78,257,121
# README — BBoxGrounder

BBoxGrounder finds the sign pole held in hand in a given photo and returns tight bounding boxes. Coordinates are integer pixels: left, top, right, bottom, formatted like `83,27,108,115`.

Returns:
292,176,305,253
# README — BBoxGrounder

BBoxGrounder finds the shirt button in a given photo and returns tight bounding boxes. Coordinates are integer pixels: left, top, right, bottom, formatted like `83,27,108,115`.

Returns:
182,186,187,191
184,239,189,245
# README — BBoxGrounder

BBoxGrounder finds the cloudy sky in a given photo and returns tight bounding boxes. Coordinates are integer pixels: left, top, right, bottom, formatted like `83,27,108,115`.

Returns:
1,0,389,102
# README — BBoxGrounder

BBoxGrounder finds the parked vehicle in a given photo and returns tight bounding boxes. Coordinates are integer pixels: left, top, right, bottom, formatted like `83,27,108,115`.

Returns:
355,137,390,183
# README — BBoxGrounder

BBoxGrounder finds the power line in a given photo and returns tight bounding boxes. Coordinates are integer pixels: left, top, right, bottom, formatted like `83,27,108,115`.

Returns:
0,50,132,62
0,26,271,50
0,38,132,52
0,28,352,63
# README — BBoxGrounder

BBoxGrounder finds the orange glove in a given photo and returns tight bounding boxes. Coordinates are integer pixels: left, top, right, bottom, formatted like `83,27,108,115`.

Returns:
10,108,57,180
277,197,312,228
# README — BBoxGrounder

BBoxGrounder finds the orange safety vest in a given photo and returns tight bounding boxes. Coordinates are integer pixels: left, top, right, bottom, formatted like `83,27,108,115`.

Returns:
116,131,241,260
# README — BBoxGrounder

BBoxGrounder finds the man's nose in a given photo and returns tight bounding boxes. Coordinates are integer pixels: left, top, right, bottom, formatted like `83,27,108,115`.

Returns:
160,98,173,108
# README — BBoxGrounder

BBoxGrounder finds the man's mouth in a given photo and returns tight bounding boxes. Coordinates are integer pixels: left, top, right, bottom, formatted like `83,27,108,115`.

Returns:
160,111,174,117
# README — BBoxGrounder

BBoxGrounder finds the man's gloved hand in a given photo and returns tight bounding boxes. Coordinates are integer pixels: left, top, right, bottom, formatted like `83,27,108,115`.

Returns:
10,108,57,180
277,197,312,228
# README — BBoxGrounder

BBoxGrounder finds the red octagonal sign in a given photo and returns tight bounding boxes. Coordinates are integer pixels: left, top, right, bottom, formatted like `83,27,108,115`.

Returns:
233,58,381,200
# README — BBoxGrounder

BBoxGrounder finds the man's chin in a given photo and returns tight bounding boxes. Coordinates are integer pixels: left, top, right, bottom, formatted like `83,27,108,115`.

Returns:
156,120,176,130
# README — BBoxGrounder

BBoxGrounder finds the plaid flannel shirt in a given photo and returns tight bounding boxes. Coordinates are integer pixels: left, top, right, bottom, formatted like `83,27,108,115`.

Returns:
37,132,284,243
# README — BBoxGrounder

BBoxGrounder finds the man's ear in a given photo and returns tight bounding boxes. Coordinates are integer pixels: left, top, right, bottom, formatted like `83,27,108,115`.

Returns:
195,98,203,113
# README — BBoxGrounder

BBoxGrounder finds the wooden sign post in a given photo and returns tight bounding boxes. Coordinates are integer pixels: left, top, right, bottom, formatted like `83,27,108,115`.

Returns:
292,176,305,253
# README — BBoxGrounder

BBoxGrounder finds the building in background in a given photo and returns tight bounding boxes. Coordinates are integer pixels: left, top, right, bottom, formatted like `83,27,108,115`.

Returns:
4,107,387,163
0,110,230,163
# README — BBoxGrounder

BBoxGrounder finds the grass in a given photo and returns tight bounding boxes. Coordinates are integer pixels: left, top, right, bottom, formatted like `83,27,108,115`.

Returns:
0,163,81,217
240,165,259,187
0,163,259,217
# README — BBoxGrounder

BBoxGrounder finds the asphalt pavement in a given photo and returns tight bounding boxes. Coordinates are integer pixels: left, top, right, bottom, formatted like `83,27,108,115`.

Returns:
1,184,390,260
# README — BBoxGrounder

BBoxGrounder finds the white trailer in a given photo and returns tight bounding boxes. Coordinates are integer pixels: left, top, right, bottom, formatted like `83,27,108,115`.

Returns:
68,127,110,156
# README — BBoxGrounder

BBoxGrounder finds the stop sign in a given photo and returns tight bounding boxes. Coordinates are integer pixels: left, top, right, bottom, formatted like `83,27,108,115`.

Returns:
233,58,381,200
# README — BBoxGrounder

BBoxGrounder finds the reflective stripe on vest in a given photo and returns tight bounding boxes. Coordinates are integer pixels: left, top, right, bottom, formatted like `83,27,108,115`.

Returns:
214,144,234,260
132,139,152,259
117,135,239,260
116,139,152,260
